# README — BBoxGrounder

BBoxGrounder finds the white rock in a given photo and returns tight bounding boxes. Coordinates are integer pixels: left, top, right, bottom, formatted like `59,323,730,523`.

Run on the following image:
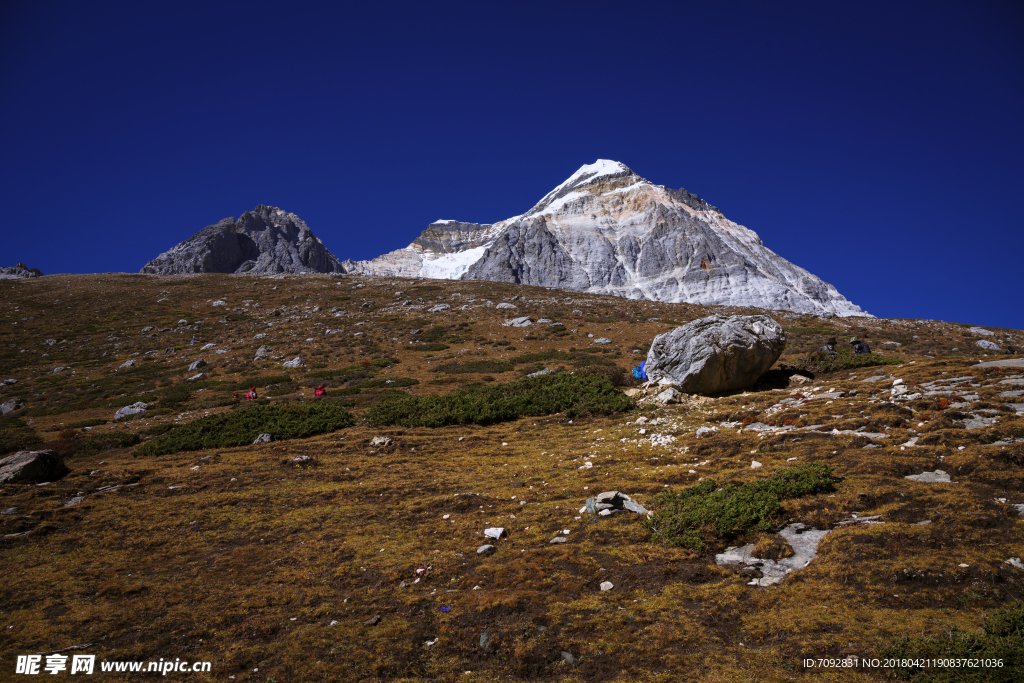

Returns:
599,581,614,591
751,460,762,469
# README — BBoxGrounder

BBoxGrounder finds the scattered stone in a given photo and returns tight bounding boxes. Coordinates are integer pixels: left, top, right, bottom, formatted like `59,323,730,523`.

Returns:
527,368,555,378
599,581,614,591
479,633,492,652
502,316,532,327
495,302,517,309
477,544,495,556
751,460,763,469
253,333,268,340
560,652,577,666
212,300,227,306
593,338,611,345
253,434,272,444
1006,558,1024,570
905,470,952,483
655,387,683,404
282,356,305,368
976,340,1001,351
291,455,312,463
369,436,393,448
968,327,995,336
0,450,70,484
695,426,718,437
187,373,206,381
428,304,450,312
119,359,136,369
254,345,272,360
114,402,149,420
591,490,649,515
201,343,216,350
549,536,568,544
64,496,85,507
188,359,207,372
1,507,17,515
1,398,24,415
483,527,506,540
645,314,786,394
363,615,380,626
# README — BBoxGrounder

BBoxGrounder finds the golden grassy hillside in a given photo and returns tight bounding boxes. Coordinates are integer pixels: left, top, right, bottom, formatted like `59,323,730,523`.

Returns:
1,273,1022,682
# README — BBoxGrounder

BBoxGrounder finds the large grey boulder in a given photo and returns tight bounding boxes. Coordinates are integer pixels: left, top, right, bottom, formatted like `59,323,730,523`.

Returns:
645,314,786,394
1,398,24,415
114,402,149,420
0,450,69,484
140,205,345,275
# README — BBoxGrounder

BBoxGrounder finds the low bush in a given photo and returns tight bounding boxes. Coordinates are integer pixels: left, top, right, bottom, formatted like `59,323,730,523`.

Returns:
160,384,191,405
141,423,179,436
883,602,1023,682
135,402,355,456
349,377,419,389
799,347,902,374
365,372,634,428
409,343,449,352
432,360,514,374
0,416,43,455
645,462,836,551
49,429,140,458
236,374,291,389
64,418,108,430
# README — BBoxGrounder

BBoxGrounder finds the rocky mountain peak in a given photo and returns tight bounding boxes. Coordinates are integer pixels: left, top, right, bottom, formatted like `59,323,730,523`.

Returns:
140,206,343,275
342,160,868,317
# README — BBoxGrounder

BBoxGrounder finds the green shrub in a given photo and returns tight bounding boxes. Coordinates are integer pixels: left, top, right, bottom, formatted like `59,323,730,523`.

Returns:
367,358,400,368
421,326,447,342
800,347,902,374
349,377,419,389
135,402,355,456
645,462,836,551
60,418,108,430
160,384,191,405
50,430,140,458
883,602,1023,682
409,343,449,352
513,350,575,365
365,372,634,428
141,423,179,436
432,360,514,374
237,374,292,389
0,416,43,455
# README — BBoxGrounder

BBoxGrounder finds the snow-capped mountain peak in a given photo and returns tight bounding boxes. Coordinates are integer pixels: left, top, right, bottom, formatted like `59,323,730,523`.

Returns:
341,162,868,317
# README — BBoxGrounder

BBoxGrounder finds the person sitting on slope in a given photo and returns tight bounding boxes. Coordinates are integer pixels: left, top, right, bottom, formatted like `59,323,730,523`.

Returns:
314,384,326,397
850,337,871,355
821,337,838,358
246,386,258,400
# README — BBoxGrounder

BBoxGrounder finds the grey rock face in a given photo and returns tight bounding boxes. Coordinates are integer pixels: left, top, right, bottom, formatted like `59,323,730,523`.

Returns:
345,161,868,317
254,345,272,360
114,401,149,420
976,339,1002,351
0,263,43,280
503,317,532,327
188,359,207,372
0,450,69,484
253,433,272,444
282,356,304,368
141,205,345,275
645,314,786,394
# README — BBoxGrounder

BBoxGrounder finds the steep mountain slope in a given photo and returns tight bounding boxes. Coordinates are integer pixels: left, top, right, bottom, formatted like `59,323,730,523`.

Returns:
344,161,867,317
141,205,344,275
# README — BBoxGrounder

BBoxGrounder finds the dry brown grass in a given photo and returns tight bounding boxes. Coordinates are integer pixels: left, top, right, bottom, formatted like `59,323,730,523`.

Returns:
0,273,1022,681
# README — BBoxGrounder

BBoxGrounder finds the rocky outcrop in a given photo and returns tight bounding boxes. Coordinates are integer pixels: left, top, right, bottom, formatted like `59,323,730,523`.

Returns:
0,450,69,484
141,205,344,275
345,161,868,317
0,263,43,280
645,314,786,394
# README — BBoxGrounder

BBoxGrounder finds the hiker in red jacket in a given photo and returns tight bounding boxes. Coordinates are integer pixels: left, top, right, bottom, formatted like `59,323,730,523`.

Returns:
314,384,326,397
246,387,258,400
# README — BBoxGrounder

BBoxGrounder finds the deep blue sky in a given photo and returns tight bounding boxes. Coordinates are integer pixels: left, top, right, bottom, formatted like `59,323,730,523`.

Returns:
2,1,1021,328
